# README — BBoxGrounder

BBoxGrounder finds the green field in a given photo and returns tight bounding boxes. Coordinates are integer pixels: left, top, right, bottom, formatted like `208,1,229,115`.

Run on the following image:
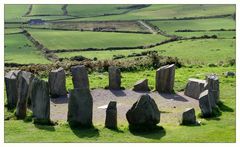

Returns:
4,34,51,64
27,29,169,50
4,4,29,22
30,4,64,16
63,4,235,21
57,39,235,65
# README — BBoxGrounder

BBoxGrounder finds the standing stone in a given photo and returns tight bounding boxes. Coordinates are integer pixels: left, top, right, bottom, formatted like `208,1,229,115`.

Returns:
108,66,121,90
105,101,117,129
68,88,93,127
15,71,34,119
199,90,212,117
181,108,196,125
4,70,20,109
184,78,207,99
126,94,160,127
207,74,219,107
48,67,67,98
30,77,50,123
133,79,150,91
70,65,89,89
155,64,175,93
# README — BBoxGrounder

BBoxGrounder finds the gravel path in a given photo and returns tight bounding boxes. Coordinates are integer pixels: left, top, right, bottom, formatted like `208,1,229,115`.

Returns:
50,89,199,125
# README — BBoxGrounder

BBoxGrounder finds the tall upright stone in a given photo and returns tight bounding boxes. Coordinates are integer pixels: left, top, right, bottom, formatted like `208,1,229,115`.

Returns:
105,101,117,129
184,78,207,99
207,74,219,107
48,67,67,98
70,65,89,89
30,77,50,123
16,71,34,119
155,64,175,93
199,90,212,117
108,66,121,90
4,70,20,109
68,88,93,127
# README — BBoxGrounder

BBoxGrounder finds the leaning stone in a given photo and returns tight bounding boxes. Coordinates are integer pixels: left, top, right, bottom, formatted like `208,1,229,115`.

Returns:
15,71,34,119
184,78,207,99
105,101,117,129
4,70,20,109
68,88,93,127
70,65,89,89
108,66,121,90
181,108,196,125
199,90,212,117
207,74,219,106
133,79,150,91
48,67,67,98
30,77,50,123
126,94,160,128
155,64,175,93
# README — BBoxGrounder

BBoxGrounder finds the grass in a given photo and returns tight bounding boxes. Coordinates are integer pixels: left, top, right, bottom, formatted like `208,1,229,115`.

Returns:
63,4,235,21
4,34,51,64
175,31,235,38
5,66,236,142
4,28,22,34
67,4,134,17
27,29,169,50
149,17,235,33
30,4,65,16
57,39,235,65
4,4,29,22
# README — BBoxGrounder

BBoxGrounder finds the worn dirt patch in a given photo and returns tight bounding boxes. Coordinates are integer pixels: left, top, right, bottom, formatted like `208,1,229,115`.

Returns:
50,89,199,125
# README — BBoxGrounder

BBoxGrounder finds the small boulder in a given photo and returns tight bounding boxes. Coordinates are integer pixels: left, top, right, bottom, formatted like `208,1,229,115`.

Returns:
105,101,117,129
199,90,212,117
225,71,235,77
108,66,121,90
184,78,207,99
68,88,93,127
133,79,150,91
48,67,67,98
180,108,197,125
126,94,160,128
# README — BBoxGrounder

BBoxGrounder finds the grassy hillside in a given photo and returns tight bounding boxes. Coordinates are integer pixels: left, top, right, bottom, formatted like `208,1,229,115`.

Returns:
4,4,29,22
30,4,64,16
4,34,51,64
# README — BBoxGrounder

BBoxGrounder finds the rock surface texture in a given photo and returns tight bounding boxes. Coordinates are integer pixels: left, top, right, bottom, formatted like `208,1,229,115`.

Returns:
133,79,150,91
105,101,117,129
30,77,50,123
108,66,121,90
4,70,20,109
68,88,93,127
155,64,175,93
207,74,219,108
199,90,212,117
70,65,89,89
181,108,196,125
184,78,207,99
16,71,34,119
126,94,160,127
48,67,67,98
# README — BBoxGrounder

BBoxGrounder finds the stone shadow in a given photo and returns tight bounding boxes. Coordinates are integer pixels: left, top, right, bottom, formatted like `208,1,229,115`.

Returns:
159,93,188,102
217,101,234,112
110,90,126,97
70,125,100,138
51,96,68,104
129,125,166,140
34,124,56,132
